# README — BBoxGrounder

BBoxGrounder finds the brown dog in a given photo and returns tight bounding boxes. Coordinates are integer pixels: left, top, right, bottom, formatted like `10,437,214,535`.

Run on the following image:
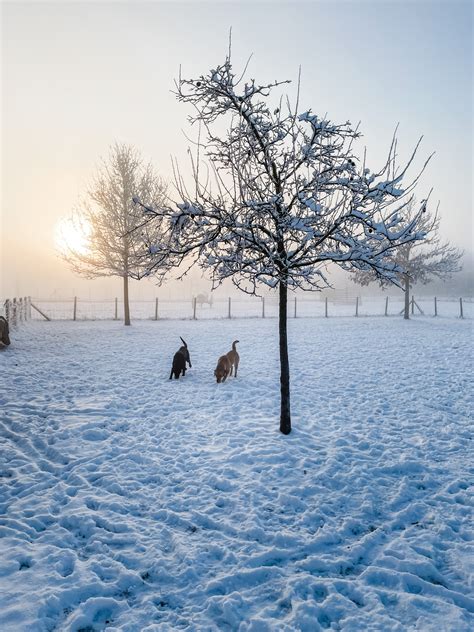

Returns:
214,340,239,383
226,340,239,377
214,354,231,383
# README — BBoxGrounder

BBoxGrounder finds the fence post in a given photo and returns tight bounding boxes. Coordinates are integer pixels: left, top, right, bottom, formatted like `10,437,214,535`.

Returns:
73,296,77,321
294,296,297,318
385,296,389,316
411,295,415,315
18,298,24,322
24,297,28,321
325,296,328,318
12,298,17,326
434,296,437,317
262,297,265,319
193,297,197,320
228,297,231,319
5,299,10,323
355,296,359,317
155,298,159,321
459,297,464,319
114,298,118,320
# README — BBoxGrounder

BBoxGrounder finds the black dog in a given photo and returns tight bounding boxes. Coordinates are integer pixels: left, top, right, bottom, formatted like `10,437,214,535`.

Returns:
169,337,192,379
0,316,10,346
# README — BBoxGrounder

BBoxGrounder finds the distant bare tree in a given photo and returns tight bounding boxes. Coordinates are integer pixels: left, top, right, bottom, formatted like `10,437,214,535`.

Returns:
351,201,463,319
61,143,168,325
135,52,432,434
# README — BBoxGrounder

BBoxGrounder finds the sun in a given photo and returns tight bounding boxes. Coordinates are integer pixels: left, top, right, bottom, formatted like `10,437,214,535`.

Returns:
54,216,91,256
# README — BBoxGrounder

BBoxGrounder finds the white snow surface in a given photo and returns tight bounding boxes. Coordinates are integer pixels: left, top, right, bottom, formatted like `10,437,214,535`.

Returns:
0,317,473,631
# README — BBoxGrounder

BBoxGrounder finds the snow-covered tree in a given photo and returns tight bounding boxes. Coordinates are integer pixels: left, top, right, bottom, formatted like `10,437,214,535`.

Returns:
135,54,432,434
62,143,168,325
351,201,463,319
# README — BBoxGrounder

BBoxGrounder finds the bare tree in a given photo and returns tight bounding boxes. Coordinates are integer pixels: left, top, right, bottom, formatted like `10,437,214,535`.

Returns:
135,53,432,434
61,143,168,325
351,201,463,319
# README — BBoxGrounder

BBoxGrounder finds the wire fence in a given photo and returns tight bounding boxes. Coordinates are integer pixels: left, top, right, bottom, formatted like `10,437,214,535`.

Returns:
2,295,471,323
1,297,32,326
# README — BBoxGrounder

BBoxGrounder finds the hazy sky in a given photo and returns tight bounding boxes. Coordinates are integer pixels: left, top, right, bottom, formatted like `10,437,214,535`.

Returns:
1,0,472,299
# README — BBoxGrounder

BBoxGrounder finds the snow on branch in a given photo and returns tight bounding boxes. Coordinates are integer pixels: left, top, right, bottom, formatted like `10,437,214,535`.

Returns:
351,199,463,289
136,54,435,294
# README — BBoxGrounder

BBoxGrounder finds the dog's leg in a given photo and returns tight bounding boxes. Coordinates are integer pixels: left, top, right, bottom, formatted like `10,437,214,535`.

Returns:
169,368,174,380
229,364,233,377
234,361,238,377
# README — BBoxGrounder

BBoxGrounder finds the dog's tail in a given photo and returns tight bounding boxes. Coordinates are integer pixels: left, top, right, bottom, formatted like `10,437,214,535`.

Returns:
232,340,239,351
180,336,187,348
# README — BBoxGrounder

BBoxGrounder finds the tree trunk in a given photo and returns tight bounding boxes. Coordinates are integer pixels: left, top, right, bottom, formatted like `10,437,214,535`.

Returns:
403,275,410,320
123,274,131,326
279,280,291,434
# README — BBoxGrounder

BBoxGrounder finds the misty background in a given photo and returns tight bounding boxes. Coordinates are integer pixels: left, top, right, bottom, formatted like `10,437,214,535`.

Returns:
1,1,472,301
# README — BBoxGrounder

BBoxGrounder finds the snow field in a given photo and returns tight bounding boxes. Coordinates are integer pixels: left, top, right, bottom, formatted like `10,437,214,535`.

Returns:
0,317,473,631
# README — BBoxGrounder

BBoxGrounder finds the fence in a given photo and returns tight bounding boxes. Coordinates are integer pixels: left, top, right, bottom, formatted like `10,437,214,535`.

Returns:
3,294,470,322
1,297,32,326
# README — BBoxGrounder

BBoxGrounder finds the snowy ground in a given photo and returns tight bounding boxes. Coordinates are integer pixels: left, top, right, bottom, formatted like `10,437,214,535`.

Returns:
0,317,473,631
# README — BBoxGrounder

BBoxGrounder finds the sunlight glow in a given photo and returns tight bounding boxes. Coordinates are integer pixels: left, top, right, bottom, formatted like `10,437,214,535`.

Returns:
54,216,91,256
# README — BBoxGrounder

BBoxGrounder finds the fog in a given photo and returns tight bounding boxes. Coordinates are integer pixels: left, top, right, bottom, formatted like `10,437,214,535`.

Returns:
4,250,471,304
1,1,472,301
